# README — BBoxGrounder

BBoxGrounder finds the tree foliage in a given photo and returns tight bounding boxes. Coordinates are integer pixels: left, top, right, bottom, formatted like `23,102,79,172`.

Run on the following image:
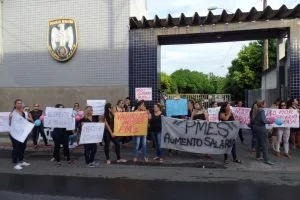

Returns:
160,69,225,94
160,39,277,98
224,39,277,100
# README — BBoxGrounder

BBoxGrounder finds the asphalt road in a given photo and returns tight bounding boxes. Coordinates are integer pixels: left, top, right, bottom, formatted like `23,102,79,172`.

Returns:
0,173,299,200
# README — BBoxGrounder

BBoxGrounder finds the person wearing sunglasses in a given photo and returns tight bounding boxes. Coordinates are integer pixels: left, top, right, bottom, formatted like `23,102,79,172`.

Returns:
274,101,291,158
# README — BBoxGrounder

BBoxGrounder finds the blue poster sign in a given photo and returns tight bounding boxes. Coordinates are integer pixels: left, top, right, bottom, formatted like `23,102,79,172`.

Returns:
166,99,188,117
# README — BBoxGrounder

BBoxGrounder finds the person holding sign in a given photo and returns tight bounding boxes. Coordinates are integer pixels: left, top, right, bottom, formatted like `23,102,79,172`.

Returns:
103,103,127,164
52,104,74,166
115,100,130,146
275,101,291,158
29,104,49,148
81,106,99,168
133,100,148,163
288,98,300,149
115,100,125,112
219,102,241,164
191,102,208,121
252,100,274,165
9,99,31,170
149,103,164,163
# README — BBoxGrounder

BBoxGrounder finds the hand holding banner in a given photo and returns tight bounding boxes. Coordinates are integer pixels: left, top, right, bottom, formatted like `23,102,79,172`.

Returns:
135,88,152,101
10,112,34,143
161,116,239,154
265,108,299,128
79,123,104,144
166,99,188,117
231,107,251,129
114,112,148,136
44,107,73,128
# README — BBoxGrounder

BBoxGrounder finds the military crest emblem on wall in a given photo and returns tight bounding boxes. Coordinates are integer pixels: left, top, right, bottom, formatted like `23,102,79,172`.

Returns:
48,19,78,62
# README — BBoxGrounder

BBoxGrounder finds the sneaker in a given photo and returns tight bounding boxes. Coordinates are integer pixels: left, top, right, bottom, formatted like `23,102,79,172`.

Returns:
69,144,75,149
116,159,127,163
14,164,23,170
92,161,99,166
88,163,95,168
256,157,263,161
20,162,31,167
106,160,111,165
264,161,275,165
50,157,55,162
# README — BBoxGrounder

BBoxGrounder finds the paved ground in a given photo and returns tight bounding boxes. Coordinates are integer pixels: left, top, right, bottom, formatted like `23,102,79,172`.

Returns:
0,131,300,199
0,173,299,200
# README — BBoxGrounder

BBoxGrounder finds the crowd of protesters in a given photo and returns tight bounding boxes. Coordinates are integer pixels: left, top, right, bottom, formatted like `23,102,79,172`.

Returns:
6,96,300,170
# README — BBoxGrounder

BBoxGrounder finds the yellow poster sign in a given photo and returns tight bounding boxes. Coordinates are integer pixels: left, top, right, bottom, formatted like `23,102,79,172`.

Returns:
114,112,148,136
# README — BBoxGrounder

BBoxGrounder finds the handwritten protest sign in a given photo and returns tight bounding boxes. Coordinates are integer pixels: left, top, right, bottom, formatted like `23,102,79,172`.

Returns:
10,112,34,143
44,107,73,128
161,116,239,154
166,99,188,117
0,112,10,133
207,107,220,122
135,88,152,101
114,112,148,136
265,108,299,128
79,123,104,144
67,118,76,131
87,100,106,115
231,107,251,129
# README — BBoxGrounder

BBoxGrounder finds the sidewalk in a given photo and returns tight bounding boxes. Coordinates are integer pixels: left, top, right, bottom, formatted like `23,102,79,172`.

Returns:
1,132,300,172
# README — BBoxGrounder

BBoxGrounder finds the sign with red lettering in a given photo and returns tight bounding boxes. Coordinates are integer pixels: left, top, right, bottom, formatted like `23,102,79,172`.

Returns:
135,88,152,101
114,112,148,136
265,108,299,128
231,107,251,129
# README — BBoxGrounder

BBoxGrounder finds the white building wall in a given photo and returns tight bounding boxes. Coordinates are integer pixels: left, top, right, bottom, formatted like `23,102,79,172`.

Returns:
0,0,130,87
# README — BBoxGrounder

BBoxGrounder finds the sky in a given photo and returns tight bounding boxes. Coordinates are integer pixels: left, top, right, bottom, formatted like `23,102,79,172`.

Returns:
146,0,299,77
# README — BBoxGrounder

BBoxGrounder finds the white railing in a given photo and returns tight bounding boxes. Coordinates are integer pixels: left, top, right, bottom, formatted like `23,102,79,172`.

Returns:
167,94,231,108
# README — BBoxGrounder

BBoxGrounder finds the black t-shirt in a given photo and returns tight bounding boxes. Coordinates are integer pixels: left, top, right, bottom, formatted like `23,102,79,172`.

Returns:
105,114,114,132
219,112,235,121
81,117,98,123
150,113,162,133
193,113,206,120
30,110,43,121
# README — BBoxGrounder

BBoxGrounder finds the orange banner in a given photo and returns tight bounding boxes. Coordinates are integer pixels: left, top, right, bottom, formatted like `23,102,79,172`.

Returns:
114,112,148,136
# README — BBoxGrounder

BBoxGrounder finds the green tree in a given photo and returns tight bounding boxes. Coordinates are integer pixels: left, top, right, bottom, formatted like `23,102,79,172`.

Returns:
208,73,226,94
224,39,277,100
170,69,215,94
159,72,177,93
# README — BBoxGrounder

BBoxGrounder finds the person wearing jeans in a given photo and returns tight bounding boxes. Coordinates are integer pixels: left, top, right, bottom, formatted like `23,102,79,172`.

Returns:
134,136,148,162
133,100,148,162
149,103,163,162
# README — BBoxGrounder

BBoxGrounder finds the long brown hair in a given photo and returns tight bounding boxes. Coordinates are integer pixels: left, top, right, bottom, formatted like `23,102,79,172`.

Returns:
84,106,93,118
